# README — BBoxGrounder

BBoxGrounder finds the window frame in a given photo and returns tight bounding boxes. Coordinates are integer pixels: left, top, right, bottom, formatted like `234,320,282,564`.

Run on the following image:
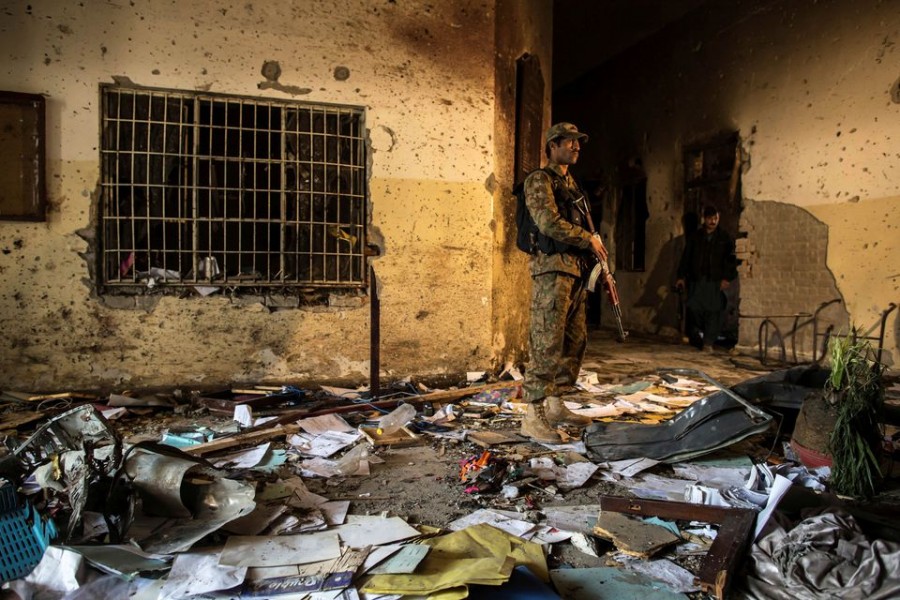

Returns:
0,91,47,222
97,83,368,297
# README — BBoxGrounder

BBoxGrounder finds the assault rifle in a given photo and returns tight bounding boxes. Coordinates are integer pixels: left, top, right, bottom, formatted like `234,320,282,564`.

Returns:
585,246,628,342
575,194,628,342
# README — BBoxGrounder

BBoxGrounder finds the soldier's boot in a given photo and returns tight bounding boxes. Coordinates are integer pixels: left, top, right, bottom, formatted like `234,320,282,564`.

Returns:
544,396,593,428
520,402,562,444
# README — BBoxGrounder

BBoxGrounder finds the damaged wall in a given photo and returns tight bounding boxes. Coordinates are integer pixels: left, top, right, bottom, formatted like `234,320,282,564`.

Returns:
555,0,899,368
0,0,544,390
492,0,553,368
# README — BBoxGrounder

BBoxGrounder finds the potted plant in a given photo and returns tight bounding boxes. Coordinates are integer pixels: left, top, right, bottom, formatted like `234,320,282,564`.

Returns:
824,333,885,498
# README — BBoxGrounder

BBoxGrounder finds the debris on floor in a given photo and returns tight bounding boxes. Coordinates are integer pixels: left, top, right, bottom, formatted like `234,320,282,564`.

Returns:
2,343,899,599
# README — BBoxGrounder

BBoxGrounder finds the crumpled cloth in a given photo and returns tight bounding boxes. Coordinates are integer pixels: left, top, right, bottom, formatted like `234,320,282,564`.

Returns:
740,509,900,600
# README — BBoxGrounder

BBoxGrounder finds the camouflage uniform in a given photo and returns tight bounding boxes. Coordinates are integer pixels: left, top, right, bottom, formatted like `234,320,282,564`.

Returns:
523,163,595,404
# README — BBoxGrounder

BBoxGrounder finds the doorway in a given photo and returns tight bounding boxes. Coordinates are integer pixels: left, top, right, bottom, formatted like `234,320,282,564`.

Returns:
682,132,743,346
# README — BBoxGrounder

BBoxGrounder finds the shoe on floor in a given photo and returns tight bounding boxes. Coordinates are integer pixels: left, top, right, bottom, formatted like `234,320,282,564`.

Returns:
544,396,592,427
520,402,562,443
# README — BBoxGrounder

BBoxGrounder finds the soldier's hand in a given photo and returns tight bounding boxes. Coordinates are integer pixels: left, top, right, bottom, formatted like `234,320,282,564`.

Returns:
590,236,608,262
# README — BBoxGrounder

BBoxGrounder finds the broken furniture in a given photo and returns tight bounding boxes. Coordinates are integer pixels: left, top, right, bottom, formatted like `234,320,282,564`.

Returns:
0,480,57,583
741,300,897,367
583,369,774,463
9,404,255,555
852,302,898,365
599,495,755,600
740,297,843,365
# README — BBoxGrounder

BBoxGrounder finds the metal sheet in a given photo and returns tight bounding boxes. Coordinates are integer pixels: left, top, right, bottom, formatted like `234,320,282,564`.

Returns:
125,449,209,518
135,477,256,555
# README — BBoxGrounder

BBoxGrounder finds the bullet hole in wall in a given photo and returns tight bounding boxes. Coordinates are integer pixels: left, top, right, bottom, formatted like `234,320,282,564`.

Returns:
333,66,350,81
261,60,282,82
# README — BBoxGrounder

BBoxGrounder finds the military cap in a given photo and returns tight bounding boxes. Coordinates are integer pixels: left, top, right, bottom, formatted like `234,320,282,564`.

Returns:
545,122,588,144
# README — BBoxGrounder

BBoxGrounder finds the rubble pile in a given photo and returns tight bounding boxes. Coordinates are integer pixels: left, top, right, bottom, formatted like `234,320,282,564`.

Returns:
1,364,899,599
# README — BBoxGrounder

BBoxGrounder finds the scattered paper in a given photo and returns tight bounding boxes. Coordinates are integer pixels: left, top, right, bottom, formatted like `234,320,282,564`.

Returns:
448,509,537,539
233,405,254,428
602,457,660,478
616,555,703,593
367,544,429,574
754,474,793,540
672,456,754,489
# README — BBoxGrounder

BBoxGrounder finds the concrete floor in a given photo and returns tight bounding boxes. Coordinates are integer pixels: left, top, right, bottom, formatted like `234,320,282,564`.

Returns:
580,327,774,388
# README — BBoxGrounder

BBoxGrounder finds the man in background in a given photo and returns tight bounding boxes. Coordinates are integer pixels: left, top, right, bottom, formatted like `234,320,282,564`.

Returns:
675,205,737,352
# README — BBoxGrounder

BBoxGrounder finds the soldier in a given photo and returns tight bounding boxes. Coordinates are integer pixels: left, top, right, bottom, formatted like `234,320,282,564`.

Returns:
521,123,608,443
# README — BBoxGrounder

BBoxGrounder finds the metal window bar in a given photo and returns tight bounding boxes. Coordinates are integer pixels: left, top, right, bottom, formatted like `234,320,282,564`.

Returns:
99,86,366,291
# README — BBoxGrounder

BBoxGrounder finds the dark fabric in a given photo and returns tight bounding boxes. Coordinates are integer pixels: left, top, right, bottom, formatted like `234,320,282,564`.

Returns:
687,280,726,347
677,227,737,283
677,227,736,346
582,390,773,463
739,510,900,600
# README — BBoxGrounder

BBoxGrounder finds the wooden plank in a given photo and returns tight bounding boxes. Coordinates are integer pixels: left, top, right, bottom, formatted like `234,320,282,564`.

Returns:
2,391,97,403
182,423,300,456
358,425,420,447
244,381,522,432
468,430,526,448
698,504,756,599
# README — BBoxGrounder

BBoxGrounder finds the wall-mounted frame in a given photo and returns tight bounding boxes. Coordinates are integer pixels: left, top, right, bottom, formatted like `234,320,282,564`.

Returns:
0,91,47,221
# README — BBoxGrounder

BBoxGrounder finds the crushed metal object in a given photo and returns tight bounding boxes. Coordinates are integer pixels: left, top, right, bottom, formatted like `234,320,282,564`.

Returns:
583,369,774,463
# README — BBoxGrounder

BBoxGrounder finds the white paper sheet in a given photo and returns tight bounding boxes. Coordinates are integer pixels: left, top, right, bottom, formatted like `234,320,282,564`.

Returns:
212,442,271,469
288,430,362,457
602,457,660,478
447,509,537,539
331,515,421,547
159,551,248,600
754,474,793,540
297,413,357,434
219,531,342,567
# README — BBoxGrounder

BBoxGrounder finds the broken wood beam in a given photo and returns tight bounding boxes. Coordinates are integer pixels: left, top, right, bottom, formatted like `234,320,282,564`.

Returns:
246,380,522,432
598,495,755,600
182,423,300,457
186,381,521,456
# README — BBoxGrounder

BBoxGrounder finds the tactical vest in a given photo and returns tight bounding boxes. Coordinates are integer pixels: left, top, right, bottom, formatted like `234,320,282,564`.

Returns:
527,168,587,255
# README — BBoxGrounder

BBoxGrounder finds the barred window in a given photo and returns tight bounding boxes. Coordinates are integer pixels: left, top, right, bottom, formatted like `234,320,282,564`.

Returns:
99,85,367,295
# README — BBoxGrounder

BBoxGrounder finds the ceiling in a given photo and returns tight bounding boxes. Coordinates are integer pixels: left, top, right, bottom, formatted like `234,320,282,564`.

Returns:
552,0,709,90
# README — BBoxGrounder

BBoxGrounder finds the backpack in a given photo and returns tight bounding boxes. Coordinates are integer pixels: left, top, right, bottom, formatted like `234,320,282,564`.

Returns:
514,168,583,255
